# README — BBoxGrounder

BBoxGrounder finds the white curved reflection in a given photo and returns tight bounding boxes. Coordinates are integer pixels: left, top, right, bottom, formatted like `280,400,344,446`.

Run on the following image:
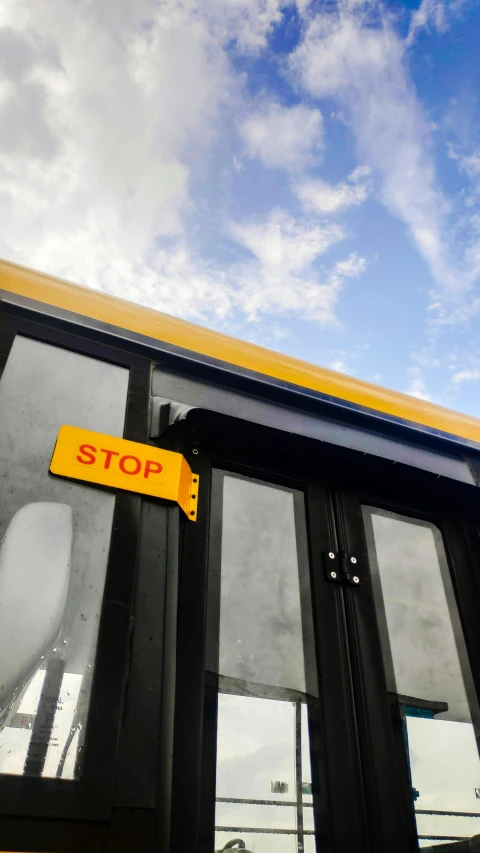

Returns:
0,502,72,727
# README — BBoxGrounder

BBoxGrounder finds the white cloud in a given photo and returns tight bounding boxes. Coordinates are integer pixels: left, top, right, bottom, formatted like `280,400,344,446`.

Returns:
0,0,366,332
228,208,365,323
295,165,371,214
404,345,440,401
406,372,432,401
240,101,324,171
201,0,286,52
229,208,343,272
290,0,467,295
447,348,480,387
406,0,469,47
0,0,309,322
328,357,350,373
406,0,448,47
448,145,480,195
0,0,232,278
106,208,366,328
451,368,480,385
0,0,380,336
431,214,480,325
462,152,480,179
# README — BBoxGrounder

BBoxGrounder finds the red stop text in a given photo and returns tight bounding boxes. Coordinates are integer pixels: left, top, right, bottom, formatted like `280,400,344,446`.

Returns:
76,444,163,479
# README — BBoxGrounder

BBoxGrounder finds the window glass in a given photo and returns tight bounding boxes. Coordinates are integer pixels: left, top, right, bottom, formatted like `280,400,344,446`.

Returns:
209,472,319,852
363,507,480,848
207,473,318,698
0,336,129,780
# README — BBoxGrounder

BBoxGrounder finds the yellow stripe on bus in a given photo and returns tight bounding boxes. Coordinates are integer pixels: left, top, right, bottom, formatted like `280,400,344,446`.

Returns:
1,257,480,446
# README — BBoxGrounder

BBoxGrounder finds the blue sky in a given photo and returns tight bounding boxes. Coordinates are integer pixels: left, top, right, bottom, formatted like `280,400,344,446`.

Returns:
1,0,480,415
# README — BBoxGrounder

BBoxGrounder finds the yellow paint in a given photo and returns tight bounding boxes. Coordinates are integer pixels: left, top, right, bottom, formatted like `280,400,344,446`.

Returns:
2,257,480,445
50,425,199,519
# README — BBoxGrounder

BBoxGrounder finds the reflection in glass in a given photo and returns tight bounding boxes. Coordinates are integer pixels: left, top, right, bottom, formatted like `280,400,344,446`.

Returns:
0,336,128,779
0,502,72,729
215,695,315,853
363,507,480,848
209,473,318,852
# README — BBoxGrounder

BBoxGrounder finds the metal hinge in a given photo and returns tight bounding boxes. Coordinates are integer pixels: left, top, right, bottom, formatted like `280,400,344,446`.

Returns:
324,551,361,585
150,396,196,439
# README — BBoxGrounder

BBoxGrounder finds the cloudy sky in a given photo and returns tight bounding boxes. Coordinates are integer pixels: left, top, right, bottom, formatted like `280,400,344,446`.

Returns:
1,0,480,415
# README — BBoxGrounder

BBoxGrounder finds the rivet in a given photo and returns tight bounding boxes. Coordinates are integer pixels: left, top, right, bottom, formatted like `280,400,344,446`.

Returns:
193,478,198,483
353,576,360,584
350,556,357,564
328,552,335,559
192,448,199,455
190,511,195,516
191,494,196,499
331,571,337,579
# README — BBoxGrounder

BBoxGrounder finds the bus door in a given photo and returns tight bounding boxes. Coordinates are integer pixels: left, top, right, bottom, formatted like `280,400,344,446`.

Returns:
164,410,480,853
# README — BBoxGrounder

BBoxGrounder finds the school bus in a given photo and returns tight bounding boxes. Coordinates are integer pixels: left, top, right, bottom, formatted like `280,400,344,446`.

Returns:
1,257,480,853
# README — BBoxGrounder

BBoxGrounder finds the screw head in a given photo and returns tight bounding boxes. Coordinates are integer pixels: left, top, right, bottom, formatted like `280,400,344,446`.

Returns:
353,575,360,584
192,448,199,455
350,556,357,564
330,571,337,579
328,552,335,559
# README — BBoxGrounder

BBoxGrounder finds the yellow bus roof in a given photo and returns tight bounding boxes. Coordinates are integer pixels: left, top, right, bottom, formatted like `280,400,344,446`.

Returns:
1,257,479,447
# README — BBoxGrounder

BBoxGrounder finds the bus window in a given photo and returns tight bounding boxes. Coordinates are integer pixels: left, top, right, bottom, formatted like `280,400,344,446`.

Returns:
0,336,128,780
207,471,319,853
363,507,480,848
